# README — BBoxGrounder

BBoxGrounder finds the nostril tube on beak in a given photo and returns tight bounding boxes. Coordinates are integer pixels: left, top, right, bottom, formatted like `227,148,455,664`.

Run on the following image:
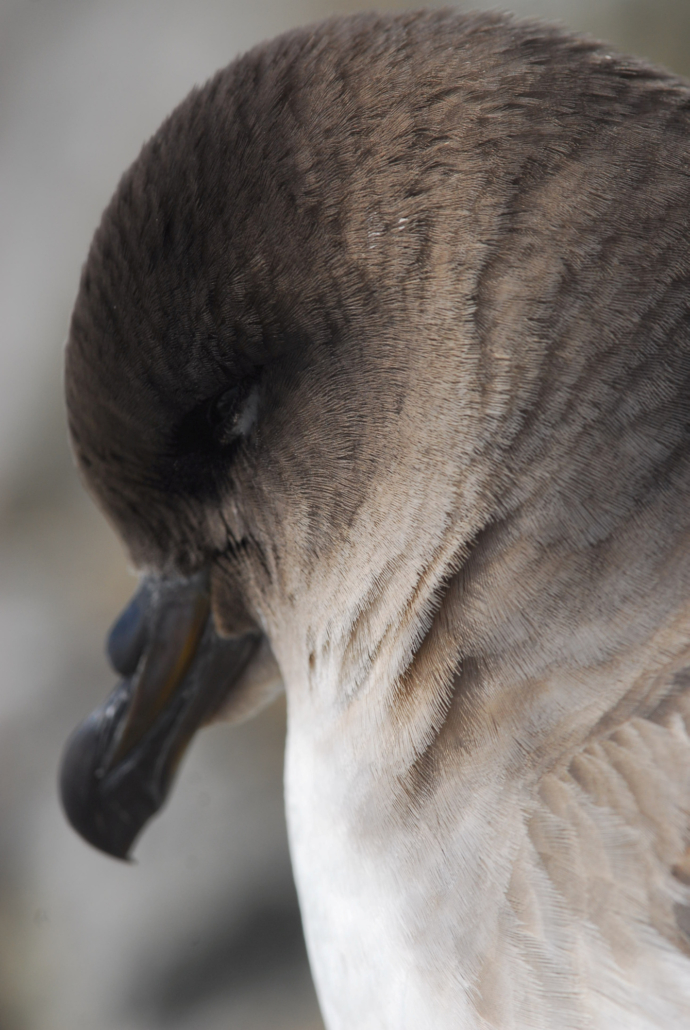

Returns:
106,578,153,677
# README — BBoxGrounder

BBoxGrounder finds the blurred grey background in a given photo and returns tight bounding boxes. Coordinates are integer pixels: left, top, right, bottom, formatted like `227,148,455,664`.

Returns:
1,1,689,1028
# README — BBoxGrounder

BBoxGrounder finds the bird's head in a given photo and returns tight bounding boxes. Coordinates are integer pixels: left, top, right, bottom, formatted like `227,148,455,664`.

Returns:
60,11,669,862
60,13,513,858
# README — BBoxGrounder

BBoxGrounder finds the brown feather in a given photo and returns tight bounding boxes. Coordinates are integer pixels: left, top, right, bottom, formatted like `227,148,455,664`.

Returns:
66,11,690,1027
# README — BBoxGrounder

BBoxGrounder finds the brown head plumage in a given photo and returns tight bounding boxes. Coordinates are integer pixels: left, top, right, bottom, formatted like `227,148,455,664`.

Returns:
63,12,690,1027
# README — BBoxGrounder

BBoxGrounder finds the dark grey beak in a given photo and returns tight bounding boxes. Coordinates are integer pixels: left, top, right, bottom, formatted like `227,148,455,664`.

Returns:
59,571,260,860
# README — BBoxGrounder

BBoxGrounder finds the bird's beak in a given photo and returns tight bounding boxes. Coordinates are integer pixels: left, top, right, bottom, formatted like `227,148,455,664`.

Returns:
59,571,260,860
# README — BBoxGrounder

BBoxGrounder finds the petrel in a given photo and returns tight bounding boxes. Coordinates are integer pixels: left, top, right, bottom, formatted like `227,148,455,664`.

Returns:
60,12,690,1028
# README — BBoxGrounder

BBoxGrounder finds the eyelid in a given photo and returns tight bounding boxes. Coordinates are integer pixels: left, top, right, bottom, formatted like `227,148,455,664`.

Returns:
234,385,260,437
214,383,260,446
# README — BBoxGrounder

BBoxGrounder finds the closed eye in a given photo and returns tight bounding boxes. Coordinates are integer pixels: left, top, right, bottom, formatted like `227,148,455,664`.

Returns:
213,383,260,446
174,379,261,456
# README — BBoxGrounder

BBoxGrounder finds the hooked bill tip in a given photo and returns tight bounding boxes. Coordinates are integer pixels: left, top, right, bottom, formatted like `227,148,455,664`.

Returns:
58,685,146,861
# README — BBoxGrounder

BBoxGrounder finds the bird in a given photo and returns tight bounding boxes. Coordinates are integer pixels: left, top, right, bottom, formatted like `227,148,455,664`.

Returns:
58,9,690,1029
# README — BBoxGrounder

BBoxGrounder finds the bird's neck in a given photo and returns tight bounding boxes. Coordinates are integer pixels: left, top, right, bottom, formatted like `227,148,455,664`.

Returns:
283,563,690,1030
278,388,690,1028
263,249,690,1025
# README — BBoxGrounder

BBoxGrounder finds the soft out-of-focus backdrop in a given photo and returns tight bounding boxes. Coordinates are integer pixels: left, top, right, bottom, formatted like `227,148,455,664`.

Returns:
1,1,689,1027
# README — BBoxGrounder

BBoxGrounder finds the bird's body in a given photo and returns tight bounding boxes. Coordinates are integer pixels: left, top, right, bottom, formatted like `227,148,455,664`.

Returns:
62,11,690,1028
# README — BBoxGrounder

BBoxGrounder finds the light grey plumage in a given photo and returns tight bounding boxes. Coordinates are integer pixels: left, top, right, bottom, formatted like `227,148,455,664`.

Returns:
62,11,690,1029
